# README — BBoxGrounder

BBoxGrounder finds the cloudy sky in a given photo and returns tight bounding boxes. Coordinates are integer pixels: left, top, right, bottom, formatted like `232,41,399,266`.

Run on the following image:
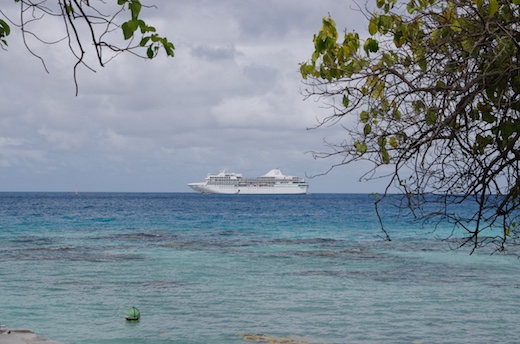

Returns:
0,0,386,193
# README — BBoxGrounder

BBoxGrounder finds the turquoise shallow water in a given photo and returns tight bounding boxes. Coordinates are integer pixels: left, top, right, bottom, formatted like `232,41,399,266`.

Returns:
0,193,519,343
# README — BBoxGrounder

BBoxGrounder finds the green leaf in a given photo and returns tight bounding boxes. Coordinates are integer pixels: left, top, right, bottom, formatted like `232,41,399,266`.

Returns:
368,17,378,35
364,38,379,56
121,21,136,40
426,108,438,125
300,63,316,79
489,0,499,16
482,113,496,124
418,58,427,72
139,36,151,47
412,100,425,114
342,95,350,108
322,17,337,31
135,20,148,34
425,110,437,125
389,136,398,149
431,29,441,44
355,141,367,154
129,0,142,20
360,111,369,123
378,136,387,148
163,42,175,57
393,109,402,120
370,79,385,100
381,99,390,112
64,4,74,15
461,39,473,53
500,120,517,139
381,149,390,164
406,1,416,14
0,19,10,36
364,123,372,136
142,25,156,34
450,19,462,32
147,46,154,58
393,24,408,47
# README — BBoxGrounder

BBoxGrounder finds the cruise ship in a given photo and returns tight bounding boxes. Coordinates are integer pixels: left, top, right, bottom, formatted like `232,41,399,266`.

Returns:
188,168,309,194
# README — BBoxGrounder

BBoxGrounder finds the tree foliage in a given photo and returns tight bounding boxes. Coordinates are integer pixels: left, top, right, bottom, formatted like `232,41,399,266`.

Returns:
0,0,174,94
301,0,520,252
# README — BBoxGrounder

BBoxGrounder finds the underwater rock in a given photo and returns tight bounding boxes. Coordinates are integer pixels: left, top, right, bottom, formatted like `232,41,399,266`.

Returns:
239,333,331,344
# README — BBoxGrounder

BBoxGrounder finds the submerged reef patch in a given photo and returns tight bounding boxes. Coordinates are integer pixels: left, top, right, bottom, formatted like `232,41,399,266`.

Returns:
239,333,331,344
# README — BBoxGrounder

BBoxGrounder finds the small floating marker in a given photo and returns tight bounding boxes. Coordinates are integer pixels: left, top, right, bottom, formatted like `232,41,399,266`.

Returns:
125,307,140,321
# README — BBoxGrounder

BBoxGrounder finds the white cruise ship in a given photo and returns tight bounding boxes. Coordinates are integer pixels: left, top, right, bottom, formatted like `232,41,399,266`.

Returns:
188,168,309,194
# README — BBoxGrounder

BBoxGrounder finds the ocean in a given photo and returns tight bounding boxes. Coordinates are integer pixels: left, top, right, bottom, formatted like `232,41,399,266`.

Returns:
0,192,519,343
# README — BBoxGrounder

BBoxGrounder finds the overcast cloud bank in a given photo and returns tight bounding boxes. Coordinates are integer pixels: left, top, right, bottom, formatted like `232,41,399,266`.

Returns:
0,1,386,193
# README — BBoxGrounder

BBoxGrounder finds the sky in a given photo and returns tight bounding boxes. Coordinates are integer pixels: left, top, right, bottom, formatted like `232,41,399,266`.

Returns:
0,0,389,193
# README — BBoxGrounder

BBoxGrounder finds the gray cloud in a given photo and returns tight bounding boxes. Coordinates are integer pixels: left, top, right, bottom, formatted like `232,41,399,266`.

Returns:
191,44,237,60
0,0,384,193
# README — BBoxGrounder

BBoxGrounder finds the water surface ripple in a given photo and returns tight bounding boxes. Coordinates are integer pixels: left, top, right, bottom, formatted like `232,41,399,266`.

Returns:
0,193,518,343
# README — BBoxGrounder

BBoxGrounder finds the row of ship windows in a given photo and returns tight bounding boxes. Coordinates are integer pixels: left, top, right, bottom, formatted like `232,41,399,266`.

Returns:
209,178,302,182
207,183,303,186
209,184,306,188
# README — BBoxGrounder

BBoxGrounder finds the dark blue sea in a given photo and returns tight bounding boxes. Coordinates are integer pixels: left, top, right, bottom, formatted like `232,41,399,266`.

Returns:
1,193,519,343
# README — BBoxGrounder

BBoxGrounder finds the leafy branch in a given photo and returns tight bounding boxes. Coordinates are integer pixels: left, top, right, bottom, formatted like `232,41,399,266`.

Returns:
301,0,520,253
1,0,175,94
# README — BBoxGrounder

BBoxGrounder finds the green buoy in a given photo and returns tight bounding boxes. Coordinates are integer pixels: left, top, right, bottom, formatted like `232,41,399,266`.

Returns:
125,307,140,321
